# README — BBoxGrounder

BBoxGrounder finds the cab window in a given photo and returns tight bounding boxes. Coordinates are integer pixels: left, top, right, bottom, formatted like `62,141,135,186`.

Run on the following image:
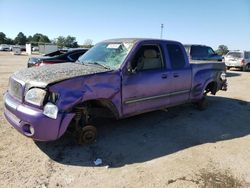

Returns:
131,45,164,71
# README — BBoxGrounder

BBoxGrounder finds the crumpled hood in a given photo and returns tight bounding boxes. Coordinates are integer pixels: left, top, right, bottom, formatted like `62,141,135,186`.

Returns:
13,63,110,89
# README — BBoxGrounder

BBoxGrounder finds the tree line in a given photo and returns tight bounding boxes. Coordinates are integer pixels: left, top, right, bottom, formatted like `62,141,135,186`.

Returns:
0,32,93,48
1,31,230,54
216,45,229,56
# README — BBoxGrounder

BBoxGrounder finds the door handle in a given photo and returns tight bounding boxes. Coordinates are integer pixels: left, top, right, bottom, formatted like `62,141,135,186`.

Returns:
161,74,168,79
173,74,179,78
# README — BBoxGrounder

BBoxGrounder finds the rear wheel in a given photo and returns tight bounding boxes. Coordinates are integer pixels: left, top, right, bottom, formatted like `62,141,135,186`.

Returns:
243,64,250,72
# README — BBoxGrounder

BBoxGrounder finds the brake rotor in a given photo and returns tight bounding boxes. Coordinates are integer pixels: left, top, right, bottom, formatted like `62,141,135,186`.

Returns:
79,125,97,144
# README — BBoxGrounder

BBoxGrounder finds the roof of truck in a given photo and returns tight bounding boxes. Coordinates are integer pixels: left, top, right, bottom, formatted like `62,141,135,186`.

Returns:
183,44,211,47
102,38,180,44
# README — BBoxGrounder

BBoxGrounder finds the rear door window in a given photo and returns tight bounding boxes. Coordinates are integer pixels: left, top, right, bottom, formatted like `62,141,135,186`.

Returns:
226,52,242,58
167,44,186,69
245,52,250,59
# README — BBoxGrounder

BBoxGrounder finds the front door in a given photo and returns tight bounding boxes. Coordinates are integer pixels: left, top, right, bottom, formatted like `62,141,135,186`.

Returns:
122,44,171,116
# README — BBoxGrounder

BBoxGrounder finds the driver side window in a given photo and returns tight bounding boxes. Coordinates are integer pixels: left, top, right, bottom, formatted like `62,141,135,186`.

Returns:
131,45,163,71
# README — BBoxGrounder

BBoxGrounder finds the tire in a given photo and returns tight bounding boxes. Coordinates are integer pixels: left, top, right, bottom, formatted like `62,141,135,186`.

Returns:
78,125,97,144
197,97,208,111
243,64,250,72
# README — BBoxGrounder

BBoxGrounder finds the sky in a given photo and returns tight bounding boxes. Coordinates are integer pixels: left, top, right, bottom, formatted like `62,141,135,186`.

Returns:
0,0,250,50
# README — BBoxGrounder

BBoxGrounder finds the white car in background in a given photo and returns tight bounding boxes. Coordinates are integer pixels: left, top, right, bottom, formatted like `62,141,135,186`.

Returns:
32,46,39,51
224,51,250,71
0,44,10,51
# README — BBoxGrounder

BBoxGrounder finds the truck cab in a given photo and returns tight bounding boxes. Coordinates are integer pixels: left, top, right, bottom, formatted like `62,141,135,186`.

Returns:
121,40,192,116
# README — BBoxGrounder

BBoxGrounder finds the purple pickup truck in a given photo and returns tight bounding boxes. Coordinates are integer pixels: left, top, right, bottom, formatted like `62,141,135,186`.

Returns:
4,38,227,144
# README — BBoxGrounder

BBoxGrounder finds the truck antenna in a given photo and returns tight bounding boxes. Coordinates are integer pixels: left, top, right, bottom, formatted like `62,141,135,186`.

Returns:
160,24,164,39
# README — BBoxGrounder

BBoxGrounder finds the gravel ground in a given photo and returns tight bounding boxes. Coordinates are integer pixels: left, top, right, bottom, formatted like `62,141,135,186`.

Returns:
0,51,250,188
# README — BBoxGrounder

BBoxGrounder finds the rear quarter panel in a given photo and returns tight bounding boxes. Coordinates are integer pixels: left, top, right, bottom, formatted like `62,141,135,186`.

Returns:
190,61,225,101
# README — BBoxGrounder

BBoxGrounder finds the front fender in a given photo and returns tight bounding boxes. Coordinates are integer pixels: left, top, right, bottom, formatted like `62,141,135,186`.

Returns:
48,71,122,116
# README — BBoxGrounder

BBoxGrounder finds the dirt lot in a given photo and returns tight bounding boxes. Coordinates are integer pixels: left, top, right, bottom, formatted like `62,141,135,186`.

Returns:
0,51,250,188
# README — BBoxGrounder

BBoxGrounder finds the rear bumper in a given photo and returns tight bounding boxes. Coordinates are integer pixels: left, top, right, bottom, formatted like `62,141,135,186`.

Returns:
225,63,243,68
226,65,243,68
3,92,74,141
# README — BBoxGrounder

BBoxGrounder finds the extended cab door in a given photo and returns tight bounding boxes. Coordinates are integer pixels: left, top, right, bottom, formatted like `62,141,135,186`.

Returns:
166,42,192,106
121,43,171,116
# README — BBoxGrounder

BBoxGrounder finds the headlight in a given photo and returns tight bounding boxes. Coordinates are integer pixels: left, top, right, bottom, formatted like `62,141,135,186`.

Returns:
43,102,58,119
25,88,46,106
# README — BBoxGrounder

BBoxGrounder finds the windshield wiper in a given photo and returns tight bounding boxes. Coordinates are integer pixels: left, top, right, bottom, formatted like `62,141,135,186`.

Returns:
75,60,92,66
85,62,111,70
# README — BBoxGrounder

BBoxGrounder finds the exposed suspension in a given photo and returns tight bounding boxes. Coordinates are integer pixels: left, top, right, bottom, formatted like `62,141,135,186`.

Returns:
72,106,97,144
74,106,90,128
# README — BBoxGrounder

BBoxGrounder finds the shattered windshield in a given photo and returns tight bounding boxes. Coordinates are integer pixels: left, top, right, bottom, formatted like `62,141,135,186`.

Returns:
78,42,134,70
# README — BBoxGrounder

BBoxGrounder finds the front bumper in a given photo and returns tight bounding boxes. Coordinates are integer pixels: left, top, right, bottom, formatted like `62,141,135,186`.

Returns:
3,92,74,141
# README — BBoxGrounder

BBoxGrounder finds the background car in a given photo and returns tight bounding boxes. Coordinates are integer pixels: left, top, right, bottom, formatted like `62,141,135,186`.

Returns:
184,44,223,61
27,48,88,67
224,51,250,71
32,47,39,51
0,44,10,51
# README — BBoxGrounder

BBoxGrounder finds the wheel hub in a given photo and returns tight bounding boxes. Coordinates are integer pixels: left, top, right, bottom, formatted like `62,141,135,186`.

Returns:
79,125,97,144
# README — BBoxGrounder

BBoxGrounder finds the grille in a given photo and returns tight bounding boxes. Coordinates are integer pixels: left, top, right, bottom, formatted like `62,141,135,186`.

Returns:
9,78,23,101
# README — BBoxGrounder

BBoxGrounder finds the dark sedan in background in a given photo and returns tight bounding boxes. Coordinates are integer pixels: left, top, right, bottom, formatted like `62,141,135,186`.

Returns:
27,48,88,67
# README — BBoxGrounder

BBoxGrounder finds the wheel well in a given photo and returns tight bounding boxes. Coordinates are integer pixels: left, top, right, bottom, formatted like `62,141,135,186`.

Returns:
74,99,119,119
205,81,217,95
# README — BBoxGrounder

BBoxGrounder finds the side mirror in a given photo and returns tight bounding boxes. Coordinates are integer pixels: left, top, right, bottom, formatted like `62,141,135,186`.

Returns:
126,64,136,75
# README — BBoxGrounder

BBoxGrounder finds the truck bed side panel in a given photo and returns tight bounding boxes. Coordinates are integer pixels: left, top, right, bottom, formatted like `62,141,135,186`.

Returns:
190,62,225,101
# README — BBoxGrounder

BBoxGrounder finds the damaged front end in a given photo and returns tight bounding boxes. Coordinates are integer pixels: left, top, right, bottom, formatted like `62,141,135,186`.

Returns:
4,63,121,142
47,72,121,144
4,77,75,141
4,40,134,143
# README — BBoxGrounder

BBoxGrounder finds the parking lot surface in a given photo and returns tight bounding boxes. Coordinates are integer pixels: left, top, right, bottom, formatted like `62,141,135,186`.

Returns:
0,52,250,188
